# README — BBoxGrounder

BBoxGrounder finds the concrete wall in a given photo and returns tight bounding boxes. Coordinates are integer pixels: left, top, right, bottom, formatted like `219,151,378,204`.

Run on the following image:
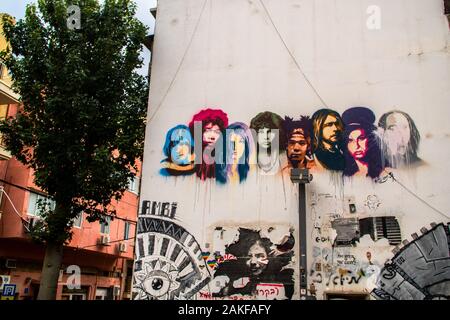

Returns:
135,0,450,300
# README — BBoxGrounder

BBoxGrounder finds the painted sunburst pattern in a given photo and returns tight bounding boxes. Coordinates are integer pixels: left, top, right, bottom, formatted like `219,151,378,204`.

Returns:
133,258,180,300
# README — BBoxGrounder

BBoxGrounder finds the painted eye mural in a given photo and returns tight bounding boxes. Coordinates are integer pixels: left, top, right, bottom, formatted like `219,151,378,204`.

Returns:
216,122,254,184
249,111,285,175
311,109,346,171
132,217,211,300
160,125,195,176
210,228,295,300
134,259,181,300
342,107,384,179
378,110,423,169
282,116,315,173
188,108,229,180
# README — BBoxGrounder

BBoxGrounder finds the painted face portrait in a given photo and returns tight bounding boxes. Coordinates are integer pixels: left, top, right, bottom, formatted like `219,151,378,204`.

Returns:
342,106,383,179
216,123,254,184
378,110,422,169
160,125,195,176
321,115,342,145
287,129,309,164
283,116,314,169
230,132,246,163
188,108,229,180
246,241,269,276
170,128,193,165
203,122,221,146
257,128,276,150
311,109,345,171
347,129,368,160
383,113,411,156
211,228,295,299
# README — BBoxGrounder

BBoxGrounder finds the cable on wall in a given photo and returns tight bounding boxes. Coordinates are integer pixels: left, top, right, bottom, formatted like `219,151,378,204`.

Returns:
377,170,450,220
147,0,209,124
258,0,330,108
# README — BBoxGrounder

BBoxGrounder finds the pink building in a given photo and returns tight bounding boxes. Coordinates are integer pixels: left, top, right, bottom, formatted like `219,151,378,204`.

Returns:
0,105,140,300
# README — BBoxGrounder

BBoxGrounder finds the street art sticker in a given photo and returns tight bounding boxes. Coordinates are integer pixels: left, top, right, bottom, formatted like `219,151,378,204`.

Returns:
159,107,422,182
372,223,450,300
132,217,210,300
209,228,295,300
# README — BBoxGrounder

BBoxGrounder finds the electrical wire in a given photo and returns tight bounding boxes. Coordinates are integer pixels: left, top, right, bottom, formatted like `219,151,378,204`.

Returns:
146,0,209,124
0,186,30,231
79,236,136,249
258,0,329,108
379,170,450,220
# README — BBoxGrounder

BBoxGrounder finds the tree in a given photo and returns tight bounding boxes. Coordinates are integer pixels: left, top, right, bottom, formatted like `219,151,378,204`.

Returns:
0,0,148,300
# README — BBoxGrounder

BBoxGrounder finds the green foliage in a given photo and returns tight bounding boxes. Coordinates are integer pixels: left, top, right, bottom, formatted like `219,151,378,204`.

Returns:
0,0,149,244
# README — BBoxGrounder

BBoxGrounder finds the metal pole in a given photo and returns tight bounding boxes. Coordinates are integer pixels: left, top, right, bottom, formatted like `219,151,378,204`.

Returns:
298,182,308,299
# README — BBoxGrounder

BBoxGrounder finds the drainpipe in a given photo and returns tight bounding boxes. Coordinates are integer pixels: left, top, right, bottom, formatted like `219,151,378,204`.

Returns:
290,168,314,300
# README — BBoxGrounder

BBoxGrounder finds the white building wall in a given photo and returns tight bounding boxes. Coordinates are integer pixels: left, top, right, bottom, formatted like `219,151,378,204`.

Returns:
134,0,450,300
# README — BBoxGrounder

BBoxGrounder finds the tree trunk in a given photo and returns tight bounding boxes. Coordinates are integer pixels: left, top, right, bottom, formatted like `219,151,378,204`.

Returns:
37,241,64,300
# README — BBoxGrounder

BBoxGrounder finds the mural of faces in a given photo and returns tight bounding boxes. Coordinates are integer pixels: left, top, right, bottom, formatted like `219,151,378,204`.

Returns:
161,107,421,181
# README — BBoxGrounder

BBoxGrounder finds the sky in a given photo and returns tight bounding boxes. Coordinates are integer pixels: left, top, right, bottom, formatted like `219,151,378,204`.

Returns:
0,0,157,76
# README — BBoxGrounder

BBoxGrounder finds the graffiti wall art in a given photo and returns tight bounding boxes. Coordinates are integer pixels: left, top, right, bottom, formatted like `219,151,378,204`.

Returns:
371,223,450,300
159,107,423,182
209,228,295,300
132,207,211,300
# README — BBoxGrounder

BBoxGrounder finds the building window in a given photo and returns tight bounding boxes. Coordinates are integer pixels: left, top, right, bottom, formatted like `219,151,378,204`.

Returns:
124,221,131,240
72,212,83,228
0,63,4,80
27,192,56,217
128,176,140,194
100,216,111,234
0,104,8,120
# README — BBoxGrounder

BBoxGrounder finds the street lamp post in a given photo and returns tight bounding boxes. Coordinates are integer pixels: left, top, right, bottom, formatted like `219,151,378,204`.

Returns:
290,168,314,300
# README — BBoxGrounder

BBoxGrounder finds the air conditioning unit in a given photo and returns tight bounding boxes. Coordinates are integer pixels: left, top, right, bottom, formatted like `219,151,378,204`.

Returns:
26,216,40,231
100,234,110,246
118,242,127,253
5,259,17,269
